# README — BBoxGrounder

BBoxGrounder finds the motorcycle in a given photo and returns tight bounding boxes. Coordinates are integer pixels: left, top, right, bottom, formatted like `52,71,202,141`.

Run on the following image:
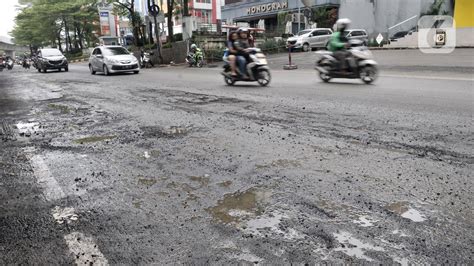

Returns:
0,58,4,72
6,58,14,70
186,49,204,67
22,58,31,69
222,48,271,87
315,40,378,84
141,52,154,68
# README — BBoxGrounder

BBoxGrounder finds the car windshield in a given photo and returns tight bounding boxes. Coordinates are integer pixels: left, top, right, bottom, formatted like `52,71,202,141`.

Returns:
42,49,63,57
297,30,312,36
103,47,130,56
343,31,350,36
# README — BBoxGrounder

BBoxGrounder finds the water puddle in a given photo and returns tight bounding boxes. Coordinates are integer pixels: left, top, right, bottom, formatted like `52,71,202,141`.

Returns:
353,215,378,227
16,122,41,136
333,231,384,262
48,103,71,114
401,208,426,222
242,211,304,240
386,202,426,222
137,177,157,187
208,188,271,224
51,206,78,224
141,125,190,138
73,135,116,144
218,180,233,187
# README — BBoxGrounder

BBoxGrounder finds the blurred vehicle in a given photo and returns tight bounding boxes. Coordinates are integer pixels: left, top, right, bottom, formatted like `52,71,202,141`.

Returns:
315,40,378,84
287,28,333,52
89,46,139,75
390,31,409,41
186,50,204,67
343,29,369,46
0,57,5,72
36,48,68,73
222,47,271,87
6,58,14,70
22,58,31,69
140,51,154,68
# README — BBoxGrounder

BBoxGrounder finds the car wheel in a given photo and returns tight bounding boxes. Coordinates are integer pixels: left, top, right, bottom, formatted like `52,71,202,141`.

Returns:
37,68,41,73
42,67,47,73
133,71,139,74
103,65,110,76
89,65,96,75
302,43,310,52
64,67,69,72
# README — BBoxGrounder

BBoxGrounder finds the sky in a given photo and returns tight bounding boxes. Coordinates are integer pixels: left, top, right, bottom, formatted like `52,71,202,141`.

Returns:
0,0,20,39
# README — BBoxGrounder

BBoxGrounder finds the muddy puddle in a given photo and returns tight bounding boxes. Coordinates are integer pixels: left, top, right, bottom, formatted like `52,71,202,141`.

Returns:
208,188,272,224
47,103,71,114
386,202,426,222
141,125,190,138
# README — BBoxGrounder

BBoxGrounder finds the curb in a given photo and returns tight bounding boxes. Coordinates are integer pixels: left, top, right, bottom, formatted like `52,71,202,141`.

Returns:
369,46,474,50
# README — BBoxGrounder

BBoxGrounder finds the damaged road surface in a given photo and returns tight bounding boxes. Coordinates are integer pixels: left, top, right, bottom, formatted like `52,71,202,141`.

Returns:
1,55,473,264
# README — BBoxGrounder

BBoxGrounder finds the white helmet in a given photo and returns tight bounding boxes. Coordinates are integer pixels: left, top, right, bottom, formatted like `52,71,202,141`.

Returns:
335,18,351,31
190,44,197,49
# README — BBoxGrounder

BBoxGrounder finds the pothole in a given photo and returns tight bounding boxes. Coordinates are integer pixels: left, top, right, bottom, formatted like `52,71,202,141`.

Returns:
208,188,272,224
385,201,426,222
73,135,116,144
141,125,191,138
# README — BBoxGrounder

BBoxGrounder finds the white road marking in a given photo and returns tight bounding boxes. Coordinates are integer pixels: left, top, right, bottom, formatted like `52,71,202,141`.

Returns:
25,152,66,201
64,232,108,265
24,147,109,264
51,206,78,224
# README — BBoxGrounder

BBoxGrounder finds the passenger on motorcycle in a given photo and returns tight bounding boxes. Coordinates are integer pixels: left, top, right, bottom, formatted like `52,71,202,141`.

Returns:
234,27,251,79
224,31,239,76
328,18,351,71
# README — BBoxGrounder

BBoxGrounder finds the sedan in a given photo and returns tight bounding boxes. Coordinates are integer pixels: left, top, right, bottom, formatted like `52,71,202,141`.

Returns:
89,46,139,75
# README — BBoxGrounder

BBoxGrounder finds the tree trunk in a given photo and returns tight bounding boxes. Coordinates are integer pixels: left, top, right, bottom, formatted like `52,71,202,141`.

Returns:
167,1,174,43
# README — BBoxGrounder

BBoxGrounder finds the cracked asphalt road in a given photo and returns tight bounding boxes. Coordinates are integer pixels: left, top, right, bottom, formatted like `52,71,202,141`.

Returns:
1,49,473,264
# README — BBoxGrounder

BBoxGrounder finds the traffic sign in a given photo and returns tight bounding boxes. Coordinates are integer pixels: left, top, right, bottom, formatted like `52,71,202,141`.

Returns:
376,33,384,45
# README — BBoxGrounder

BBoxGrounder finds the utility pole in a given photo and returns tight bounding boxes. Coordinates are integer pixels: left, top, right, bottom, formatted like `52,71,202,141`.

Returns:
148,0,162,62
297,0,301,32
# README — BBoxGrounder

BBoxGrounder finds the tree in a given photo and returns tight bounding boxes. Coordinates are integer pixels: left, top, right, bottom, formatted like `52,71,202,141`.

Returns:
109,0,143,46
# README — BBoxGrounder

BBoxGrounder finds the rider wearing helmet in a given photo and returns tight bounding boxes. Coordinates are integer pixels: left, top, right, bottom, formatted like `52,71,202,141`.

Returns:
328,18,351,71
234,27,251,78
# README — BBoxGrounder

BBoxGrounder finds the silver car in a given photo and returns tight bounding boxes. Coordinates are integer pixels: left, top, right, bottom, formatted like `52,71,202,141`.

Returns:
287,28,333,52
89,46,139,75
343,29,369,46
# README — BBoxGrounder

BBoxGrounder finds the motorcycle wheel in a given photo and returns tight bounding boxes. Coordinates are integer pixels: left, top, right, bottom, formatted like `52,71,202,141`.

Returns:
197,60,204,68
360,65,377,84
319,65,332,83
257,69,271,87
224,75,235,86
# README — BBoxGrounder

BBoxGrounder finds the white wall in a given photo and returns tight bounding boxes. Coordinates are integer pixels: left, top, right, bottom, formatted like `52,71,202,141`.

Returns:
339,0,435,38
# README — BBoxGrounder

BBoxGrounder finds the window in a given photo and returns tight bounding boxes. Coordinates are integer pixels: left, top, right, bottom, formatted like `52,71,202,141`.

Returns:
103,47,129,56
195,9,211,24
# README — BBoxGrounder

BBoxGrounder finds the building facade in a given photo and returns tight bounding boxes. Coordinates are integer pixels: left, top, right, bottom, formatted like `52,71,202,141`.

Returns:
221,0,453,38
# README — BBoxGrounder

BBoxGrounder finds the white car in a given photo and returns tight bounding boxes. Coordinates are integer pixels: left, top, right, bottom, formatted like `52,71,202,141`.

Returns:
287,28,333,52
89,46,139,75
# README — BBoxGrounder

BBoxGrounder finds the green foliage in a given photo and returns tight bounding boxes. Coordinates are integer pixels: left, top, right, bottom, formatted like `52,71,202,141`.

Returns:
173,33,183,42
277,11,289,35
12,0,99,52
258,38,287,54
311,7,338,28
422,0,449,16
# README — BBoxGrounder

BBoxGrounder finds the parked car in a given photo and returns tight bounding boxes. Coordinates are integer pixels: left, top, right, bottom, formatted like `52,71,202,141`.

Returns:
390,31,409,41
89,46,139,75
36,48,68,73
343,29,369,46
287,28,333,52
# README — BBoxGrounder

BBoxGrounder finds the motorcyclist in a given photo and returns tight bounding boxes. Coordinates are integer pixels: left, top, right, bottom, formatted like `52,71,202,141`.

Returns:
328,18,351,71
190,43,202,64
234,27,251,78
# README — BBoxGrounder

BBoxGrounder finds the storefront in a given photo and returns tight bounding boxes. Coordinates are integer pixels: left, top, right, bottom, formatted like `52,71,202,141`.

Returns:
221,0,339,34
